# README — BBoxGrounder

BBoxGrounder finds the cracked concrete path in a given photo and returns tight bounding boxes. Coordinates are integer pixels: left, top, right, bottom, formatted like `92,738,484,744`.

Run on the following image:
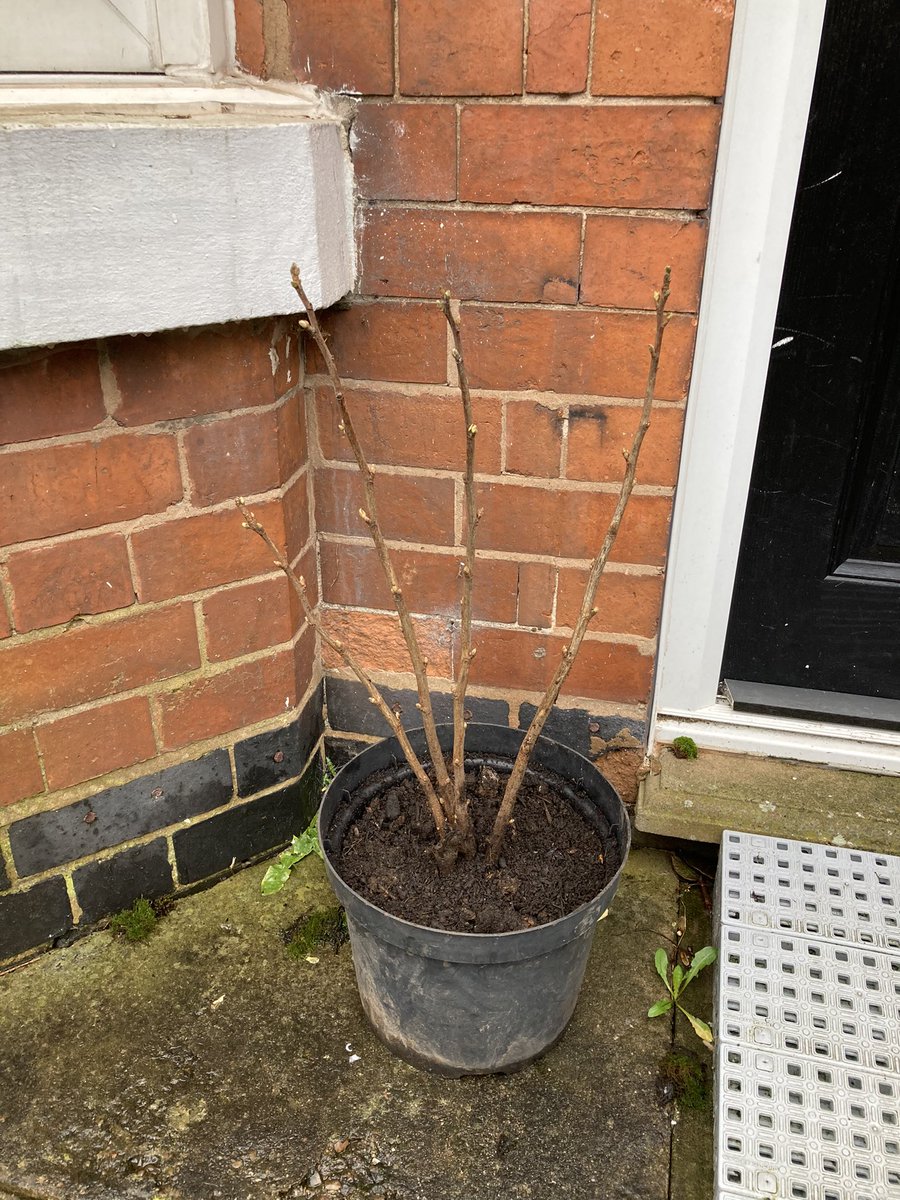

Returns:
0,847,712,1199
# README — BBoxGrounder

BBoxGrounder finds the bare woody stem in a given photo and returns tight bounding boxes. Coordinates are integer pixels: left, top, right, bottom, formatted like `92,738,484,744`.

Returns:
289,265,455,829
236,500,447,838
441,293,479,835
486,266,673,864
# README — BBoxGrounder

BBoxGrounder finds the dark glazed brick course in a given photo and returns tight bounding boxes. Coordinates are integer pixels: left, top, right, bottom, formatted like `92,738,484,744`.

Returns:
73,839,174,925
592,715,645,744
9,751,233,877
0,877,71,960
173,759,321,885
325,677,509,738
234,683,324,797
324,736,372,771
517,704,646,758
516,703,591,757
0,856,9,892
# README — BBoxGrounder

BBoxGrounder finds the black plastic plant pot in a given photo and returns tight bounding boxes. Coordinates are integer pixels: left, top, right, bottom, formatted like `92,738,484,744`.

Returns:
318,722,631,1077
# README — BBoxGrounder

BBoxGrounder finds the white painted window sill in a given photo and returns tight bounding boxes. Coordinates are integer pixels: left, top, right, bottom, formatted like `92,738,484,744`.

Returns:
0,77,356,350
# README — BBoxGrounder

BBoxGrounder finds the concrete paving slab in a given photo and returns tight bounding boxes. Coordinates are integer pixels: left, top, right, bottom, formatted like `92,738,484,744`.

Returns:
0,847,708,1200
638,747,900,852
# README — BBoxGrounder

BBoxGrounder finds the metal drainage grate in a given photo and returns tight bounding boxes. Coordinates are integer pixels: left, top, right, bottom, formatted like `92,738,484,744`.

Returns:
715,831,900,1200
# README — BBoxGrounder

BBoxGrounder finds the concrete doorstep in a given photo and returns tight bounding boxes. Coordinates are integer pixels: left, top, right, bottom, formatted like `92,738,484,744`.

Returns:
0,848,715,1200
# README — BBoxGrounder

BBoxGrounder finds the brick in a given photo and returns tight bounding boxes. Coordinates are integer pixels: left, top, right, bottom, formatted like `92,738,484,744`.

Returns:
183,410,280,507
360,208,581,304
234,682,323,797
353,104,457,201
315,467,455,546
592,0,734,98
8,750,232,876
516,561,554,629
592,713,645,742
37,696,157,792
294,543,318,609
0,603,200,726
475,481,672,565
326,675,448,737
234,0,265,76
315,386,502,474
516,701,592,757
0,598,10,639
107,323,279,426
277,394,308,481
460,104,721,208
516,704,644,756
293,619,316,700
132,502,286,603
0,877,72,960
173,759,320,884
399,0,523,96
308,303,448,384
156,647,300,751
0,729,43,808
319,540,519,623
566,403,684,487
6,533,134,634
272,323,301,398
325,675,508,738
462,307,696,401
556,568,663,638
202,574,299,663
282,473,311,561
469,626,652,702
73,838,173,925
526,0,592,94
322,609,453,679
582,216,707,311
0,344,105,446
288,0,393,94
1,434,182,546
506,401,562,477
324,734,370,768
0,855,9,890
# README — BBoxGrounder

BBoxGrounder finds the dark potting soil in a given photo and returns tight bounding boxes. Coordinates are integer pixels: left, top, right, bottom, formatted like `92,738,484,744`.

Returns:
330,757,621,934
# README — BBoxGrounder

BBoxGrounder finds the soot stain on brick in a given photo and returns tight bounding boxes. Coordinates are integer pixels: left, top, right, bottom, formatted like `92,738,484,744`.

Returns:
568,405,609,426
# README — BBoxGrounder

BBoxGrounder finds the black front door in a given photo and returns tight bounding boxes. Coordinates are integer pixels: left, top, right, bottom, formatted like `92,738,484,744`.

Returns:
722,0,900,713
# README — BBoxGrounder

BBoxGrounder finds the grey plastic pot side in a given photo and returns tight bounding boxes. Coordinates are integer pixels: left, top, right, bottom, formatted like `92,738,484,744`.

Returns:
318,723,631,1077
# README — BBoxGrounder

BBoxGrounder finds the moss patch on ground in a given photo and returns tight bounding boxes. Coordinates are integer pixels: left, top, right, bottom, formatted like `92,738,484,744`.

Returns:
284,905,348,959
657,1048,711,1110
108,898,158,942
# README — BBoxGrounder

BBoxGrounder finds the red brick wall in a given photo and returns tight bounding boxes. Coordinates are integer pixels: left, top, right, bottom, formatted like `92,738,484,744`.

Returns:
0,320,317,817
0,1,734,956
237,0,734,739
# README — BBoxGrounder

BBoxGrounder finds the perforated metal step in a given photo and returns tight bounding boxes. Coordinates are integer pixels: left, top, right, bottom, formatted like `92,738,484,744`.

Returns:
714,831,900,1200
719,831,900,953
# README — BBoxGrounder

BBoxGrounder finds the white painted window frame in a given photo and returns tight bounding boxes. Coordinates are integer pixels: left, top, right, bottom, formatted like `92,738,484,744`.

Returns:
0,0,231,77
650,0,900,777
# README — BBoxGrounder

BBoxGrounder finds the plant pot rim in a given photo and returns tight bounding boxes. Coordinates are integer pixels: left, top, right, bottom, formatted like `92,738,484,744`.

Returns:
318,720,632,946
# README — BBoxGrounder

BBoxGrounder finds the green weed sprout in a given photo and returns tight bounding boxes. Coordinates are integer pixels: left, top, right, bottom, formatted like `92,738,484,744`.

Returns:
260,758,336,895
649,945,717,1047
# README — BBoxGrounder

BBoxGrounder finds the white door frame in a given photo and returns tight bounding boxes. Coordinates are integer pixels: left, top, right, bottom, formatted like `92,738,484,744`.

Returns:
650,0,900,776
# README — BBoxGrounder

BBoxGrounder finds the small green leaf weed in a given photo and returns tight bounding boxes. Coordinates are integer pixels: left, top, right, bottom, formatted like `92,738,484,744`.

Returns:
260,757,336,895
672,735,698,760
648,944,717,1047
